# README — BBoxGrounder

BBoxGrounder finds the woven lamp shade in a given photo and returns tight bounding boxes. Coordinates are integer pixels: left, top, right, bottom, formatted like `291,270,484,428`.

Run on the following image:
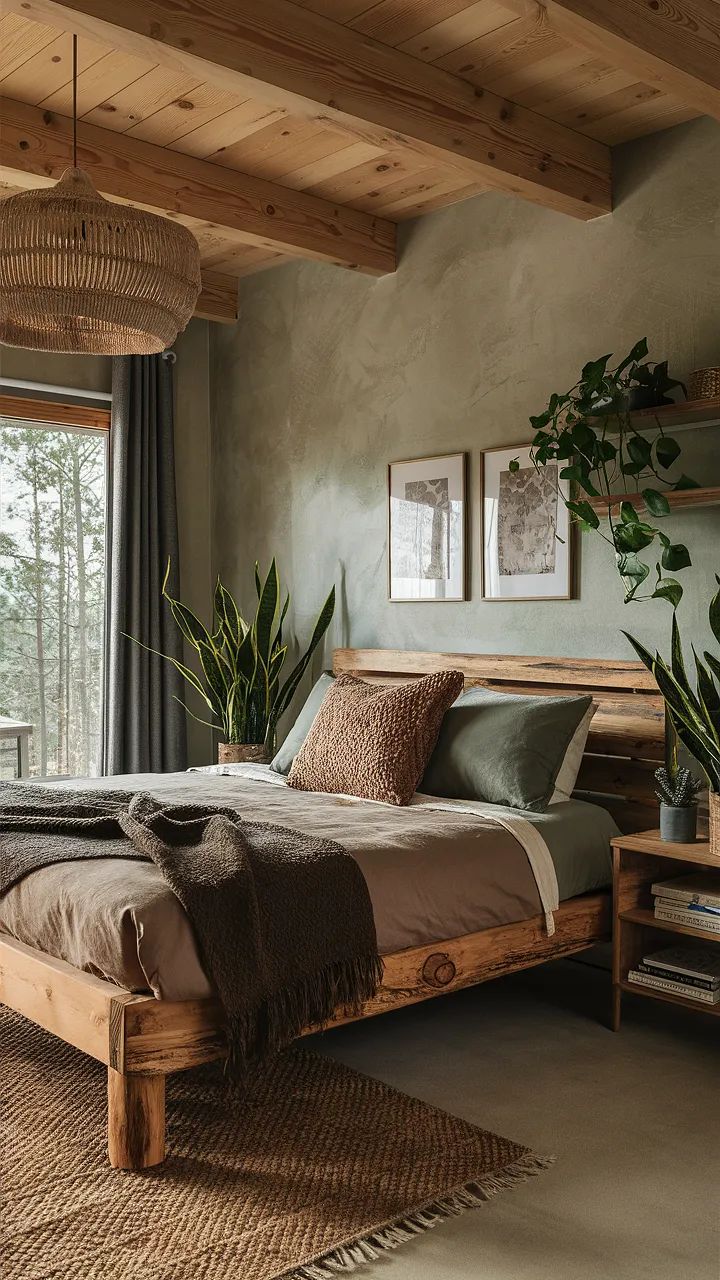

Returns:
0,168,202,355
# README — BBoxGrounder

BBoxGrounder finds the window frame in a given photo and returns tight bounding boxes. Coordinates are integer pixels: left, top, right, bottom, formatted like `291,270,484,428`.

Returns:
0,394,110,432
0,391,111,778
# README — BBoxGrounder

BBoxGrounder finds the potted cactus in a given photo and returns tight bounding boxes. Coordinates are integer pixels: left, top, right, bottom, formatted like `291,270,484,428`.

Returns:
654,765,702,843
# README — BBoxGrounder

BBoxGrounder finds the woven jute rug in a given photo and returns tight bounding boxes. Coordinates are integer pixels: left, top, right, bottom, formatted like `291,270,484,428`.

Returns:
3,1006,552,1280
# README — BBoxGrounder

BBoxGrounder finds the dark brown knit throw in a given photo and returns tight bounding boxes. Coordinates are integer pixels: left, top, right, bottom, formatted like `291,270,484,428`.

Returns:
0,784,382,1071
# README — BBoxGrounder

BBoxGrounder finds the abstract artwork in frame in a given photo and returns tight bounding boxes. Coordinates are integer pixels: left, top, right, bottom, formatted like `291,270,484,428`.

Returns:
481,444,573,601
388,453,466,601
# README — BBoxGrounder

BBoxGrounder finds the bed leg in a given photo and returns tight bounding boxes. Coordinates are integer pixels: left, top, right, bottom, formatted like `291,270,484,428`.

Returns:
107,1068,166,1170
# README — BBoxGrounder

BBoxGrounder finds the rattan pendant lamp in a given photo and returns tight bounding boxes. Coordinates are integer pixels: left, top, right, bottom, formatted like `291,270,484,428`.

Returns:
0,37,201,355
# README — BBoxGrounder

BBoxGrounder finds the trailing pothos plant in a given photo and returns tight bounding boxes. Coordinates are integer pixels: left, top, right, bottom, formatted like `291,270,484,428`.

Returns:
133,559,335,750
514,337,696,606
521,340,720,793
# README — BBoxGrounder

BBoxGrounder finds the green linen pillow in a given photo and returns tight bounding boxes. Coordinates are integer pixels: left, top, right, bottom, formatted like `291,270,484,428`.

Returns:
420,686,594,812
270,673,334,775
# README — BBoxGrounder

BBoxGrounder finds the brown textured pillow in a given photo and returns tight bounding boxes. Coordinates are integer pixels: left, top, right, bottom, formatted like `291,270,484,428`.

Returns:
287,669,464,806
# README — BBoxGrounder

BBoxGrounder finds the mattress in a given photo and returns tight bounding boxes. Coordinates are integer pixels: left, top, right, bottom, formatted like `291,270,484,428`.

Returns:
0,768,616,1001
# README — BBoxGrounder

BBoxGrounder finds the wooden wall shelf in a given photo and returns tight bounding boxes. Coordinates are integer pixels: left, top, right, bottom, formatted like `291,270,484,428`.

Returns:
630,397,720,429
590,398,720,435
588,486,720,515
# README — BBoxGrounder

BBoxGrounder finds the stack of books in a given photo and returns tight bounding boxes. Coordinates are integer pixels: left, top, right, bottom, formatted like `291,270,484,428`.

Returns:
628,943,720,1005
651,872,720,937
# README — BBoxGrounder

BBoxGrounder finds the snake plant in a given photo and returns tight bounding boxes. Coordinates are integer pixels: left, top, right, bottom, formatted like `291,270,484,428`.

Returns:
624,583,720,793
141,559,335,749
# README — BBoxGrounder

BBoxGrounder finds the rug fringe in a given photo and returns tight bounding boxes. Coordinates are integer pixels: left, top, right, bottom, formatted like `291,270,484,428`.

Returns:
281,1151,555,1280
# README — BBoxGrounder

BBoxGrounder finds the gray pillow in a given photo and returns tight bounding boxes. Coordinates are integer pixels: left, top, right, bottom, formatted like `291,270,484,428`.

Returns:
270,673,334,775
420,686,594,812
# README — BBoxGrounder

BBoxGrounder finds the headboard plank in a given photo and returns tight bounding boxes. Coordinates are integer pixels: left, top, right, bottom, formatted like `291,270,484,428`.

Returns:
332,648,664,834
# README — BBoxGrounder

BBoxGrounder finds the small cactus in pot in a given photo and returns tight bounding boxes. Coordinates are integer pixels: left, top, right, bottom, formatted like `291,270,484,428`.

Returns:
654,766,702,843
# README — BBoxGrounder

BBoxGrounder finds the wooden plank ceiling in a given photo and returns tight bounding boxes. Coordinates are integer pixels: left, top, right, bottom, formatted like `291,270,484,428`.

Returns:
0,0,713,323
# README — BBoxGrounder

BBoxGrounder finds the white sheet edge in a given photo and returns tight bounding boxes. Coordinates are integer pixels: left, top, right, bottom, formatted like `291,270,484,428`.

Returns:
188,762,560,936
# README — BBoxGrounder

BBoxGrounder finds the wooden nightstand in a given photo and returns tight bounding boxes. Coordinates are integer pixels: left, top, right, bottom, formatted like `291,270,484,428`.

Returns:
611,830,720,1030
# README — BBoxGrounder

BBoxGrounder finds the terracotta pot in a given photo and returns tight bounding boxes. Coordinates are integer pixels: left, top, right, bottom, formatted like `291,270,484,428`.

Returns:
709,791,720,858
218,742,269,765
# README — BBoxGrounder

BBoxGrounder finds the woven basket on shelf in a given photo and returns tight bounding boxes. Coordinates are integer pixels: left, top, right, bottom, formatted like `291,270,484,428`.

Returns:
0,168,201,355
709,791,720,858
687,367,720,402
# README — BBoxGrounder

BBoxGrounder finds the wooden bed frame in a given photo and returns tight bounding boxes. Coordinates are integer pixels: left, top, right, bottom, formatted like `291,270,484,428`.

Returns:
0,649,664,1170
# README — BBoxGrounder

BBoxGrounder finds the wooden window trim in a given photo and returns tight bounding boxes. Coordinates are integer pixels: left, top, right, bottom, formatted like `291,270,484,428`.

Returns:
0,394,110,431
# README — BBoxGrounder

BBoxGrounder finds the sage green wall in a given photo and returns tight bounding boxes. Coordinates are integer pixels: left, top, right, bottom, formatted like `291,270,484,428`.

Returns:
210,119,720,671
0,345,112,395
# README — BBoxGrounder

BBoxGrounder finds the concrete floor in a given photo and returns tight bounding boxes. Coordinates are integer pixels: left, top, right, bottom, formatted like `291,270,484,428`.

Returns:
307,959,719,1280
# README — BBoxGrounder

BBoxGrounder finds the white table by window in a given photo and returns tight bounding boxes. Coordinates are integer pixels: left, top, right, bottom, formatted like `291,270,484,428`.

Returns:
0,716,32,777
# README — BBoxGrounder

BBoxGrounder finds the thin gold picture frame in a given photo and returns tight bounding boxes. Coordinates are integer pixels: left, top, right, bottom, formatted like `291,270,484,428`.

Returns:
387,451,467,603
480,444,575,602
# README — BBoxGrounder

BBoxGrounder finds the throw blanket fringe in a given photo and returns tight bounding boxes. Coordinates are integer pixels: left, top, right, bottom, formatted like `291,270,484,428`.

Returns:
233,953,385,1074
286,1152,555,1280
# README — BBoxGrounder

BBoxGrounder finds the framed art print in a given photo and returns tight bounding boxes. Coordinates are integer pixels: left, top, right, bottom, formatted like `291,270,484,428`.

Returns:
481,444,574,601
388,453,466,601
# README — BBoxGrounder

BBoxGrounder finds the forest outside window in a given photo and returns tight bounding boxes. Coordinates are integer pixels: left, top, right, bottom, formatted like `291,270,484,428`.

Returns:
0,395,110,779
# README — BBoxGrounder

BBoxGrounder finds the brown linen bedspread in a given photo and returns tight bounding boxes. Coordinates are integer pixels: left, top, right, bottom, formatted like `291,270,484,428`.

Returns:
0,771,600,1001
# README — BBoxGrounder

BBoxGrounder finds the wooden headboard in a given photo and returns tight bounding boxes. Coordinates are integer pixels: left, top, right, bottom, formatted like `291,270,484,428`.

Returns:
333,649,665,834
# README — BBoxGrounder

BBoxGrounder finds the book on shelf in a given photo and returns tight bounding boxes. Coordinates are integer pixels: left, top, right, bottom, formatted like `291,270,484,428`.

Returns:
654,901,720,934
651,872,720,911
627,970,720,1005
639,944,720,990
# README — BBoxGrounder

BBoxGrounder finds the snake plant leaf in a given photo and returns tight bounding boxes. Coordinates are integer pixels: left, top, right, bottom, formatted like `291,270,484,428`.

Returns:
648,658,720,787
273,586,335,728
275,591,290,652
709,578,720,647
670,611,694,700
693,647,720,732
254,559,280,669
214,577,245,649
705,651,720,686
123,633,221,718
235,626,258,683
172,694,219,733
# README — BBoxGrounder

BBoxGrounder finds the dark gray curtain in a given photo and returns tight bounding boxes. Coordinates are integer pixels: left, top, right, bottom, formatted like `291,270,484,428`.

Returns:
102,353,187,774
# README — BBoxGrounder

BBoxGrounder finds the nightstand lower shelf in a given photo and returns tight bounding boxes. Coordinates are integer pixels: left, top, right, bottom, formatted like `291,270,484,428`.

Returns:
619,979,720,1018
619,907,720,943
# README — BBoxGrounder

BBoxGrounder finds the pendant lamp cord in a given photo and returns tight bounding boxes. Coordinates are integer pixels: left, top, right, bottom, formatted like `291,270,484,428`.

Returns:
72,33,77,168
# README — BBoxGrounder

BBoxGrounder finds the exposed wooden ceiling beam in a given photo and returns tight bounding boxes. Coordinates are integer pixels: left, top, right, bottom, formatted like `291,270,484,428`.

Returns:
543,0,720,119
0,96,394,277
4,0,611,219
194,271,239,324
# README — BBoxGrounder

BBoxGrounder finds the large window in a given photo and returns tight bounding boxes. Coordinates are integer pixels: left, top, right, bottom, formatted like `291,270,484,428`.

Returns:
0,396,109,778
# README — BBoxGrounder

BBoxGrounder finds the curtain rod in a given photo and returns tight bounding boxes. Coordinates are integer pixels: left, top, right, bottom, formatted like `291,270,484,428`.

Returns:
0,377,112,401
